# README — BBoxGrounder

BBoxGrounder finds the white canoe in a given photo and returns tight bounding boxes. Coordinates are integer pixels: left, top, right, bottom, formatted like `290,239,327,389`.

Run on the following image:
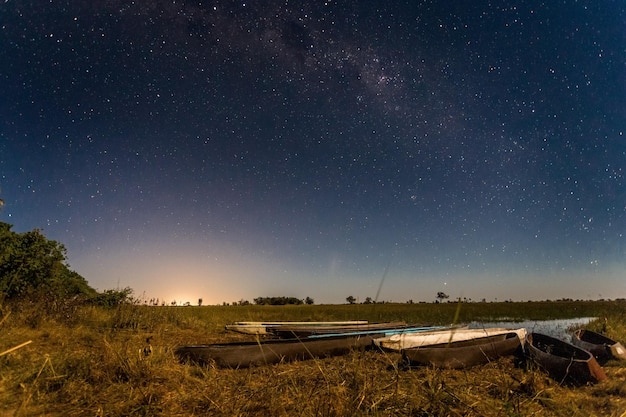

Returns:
225,321,369,335
374,327,527,351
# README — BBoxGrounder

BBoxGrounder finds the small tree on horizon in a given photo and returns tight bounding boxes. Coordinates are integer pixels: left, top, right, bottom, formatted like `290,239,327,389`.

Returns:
436,291,449,303
346,295,356,304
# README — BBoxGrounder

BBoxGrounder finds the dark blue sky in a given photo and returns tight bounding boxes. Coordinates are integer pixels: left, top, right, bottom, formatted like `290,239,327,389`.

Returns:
1,1,625,304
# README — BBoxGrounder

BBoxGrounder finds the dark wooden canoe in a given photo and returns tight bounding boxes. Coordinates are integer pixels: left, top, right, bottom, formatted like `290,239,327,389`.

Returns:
175,334,375,368
225,321,369,335
401,332,523,369
175,326,444,368
268,321,409,338
525,332,607,385
571,329,626,364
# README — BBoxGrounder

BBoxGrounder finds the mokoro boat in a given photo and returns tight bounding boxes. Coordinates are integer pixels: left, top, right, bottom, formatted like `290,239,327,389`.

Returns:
268,321,409,338
175,326,443,368
306,326,447,339
374,327,526,351
225,321,368,335
571,329,626,363
525,332,607,385
401,332,523,369
175,334,374,368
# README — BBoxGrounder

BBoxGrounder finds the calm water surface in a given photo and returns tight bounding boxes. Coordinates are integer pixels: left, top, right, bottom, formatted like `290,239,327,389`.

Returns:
467,317,598,340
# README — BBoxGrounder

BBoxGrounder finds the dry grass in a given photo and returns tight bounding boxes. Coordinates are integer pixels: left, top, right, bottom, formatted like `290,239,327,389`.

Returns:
0,300,625,416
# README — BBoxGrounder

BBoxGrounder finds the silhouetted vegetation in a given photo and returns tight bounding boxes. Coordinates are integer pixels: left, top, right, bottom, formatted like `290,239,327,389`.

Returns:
0,222,95,303
436,291,450,303
89,287,135,308
253,296,304,305
0,221,134,309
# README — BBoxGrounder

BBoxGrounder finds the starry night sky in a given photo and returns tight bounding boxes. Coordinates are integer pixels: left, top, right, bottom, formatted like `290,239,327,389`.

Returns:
1,1,625,305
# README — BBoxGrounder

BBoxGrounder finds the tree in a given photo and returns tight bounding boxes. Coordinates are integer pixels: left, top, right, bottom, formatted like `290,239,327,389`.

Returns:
436,291,449,303
363,297,373,304
253,296,303,305
0,222,95,301
198,298,203,306
346,295,356,304
304,296,314,305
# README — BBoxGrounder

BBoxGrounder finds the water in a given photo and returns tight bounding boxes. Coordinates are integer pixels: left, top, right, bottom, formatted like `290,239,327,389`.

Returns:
467,317,597,341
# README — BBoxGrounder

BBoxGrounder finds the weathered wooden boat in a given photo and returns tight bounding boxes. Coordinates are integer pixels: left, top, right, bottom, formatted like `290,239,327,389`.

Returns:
175,334,373,368
401,332,523,369
225,321,368,335
306,325,447,339
571,329,626,364
268,321,409,338
175,326,443,368
525,332,607,385
374,327,526,352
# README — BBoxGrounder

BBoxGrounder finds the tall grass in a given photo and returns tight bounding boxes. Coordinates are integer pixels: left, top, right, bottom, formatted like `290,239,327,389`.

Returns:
0,300,625,416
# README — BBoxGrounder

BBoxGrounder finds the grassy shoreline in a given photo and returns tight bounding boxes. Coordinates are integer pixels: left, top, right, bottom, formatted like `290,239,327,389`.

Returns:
1,300,625,416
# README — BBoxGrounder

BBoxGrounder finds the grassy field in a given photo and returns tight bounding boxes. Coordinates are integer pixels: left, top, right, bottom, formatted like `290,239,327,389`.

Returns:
1,300,625,416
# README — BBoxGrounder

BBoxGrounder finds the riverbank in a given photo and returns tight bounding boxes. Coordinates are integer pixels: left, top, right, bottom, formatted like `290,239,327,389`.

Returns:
1,300,625,416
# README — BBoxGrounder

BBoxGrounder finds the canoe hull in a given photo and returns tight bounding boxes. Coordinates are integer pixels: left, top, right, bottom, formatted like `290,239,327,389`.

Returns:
571,329,626,363
375,327,526,351
526,332,607,385
225,321,369,335
269,322,409,338
175,334,375,368
401,332,523,369
176,326,444,368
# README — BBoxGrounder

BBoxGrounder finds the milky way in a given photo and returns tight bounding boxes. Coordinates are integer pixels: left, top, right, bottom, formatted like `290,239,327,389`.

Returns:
1,1,625,304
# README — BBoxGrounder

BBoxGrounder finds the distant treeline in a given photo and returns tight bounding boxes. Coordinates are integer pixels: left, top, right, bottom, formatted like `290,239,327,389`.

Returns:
253,296,314,305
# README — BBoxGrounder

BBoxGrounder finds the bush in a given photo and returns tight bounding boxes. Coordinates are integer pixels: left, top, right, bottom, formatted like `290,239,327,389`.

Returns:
0,222,96,303
89,288,135,308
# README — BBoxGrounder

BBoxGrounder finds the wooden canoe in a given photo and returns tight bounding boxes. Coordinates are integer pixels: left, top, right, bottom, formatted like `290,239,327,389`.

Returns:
374,327,525,351
525,332,607,385
225,321,369,335
268,321,409,338
401,332,523,369
175,326,443,368
571,329,626,363
175,334,375,368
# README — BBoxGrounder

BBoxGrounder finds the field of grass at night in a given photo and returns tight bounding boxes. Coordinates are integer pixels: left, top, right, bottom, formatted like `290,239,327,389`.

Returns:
1,300,625,416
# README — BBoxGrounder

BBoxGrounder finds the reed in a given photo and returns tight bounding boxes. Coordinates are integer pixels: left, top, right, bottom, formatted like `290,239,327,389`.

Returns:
0,300,624,416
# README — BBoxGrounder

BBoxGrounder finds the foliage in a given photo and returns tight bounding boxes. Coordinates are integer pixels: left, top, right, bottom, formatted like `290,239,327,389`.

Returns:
346,295,356,304
89,287,135,308
0,222,95,302
436,291,450,303
253,296,304,305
